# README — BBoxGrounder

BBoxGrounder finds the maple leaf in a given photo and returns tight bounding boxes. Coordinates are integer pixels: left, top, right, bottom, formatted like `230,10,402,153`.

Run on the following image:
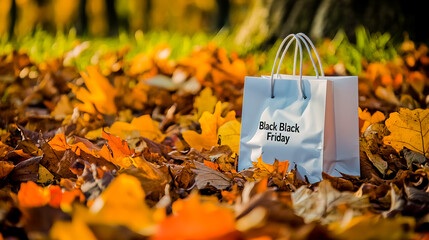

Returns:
193,87,217,120
152,193,238,240
252,155,289,180
75,66,117,115
384,108,429,157
182,101,236,151
217,119,241,154
108,114,165,142
359,107,385,133
101,131,134,168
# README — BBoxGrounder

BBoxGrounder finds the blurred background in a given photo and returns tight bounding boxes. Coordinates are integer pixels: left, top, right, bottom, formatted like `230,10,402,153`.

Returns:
0,0,428,46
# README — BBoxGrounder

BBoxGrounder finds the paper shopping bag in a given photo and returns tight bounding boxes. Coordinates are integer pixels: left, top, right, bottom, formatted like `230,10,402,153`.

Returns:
238,33,360,183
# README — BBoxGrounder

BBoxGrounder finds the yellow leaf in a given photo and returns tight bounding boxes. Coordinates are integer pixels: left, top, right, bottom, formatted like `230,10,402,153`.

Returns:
50,219,97,240
330,214,414,240
51,95,74,120
81,174,154,234
193,87,217,120
384,108,429,157
217,120,241,154
253,156,289,180
76,66,117,115
108,115,164,142
38,164,54,184
182,101,236,151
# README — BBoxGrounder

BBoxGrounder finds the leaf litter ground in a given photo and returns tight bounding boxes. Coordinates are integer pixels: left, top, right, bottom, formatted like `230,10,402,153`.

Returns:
1,37,429,240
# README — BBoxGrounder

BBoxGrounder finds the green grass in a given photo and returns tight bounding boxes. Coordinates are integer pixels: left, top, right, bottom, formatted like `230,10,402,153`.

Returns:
0,27,398,75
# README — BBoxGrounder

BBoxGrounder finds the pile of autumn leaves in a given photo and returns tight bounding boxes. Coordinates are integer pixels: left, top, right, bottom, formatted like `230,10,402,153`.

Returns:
1,39,429,240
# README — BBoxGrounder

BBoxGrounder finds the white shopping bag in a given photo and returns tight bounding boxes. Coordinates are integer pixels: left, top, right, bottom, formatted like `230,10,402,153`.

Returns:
238,33,359,183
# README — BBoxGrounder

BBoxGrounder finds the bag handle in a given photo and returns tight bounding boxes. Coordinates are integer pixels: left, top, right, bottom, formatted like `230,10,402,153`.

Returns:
270,34,304,99
276,33,324,78
297,33,324,77
276,34,320,79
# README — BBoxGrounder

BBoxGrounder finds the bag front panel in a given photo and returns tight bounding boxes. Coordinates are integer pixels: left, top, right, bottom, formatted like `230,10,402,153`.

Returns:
239,76,328,183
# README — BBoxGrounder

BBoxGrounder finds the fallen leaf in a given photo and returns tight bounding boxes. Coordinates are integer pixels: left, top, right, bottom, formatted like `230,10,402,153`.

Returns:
101,131,134,168
384,108,429,157
0,161,14,179
80,174,155,234
9,156,42,183
153,193,238,240
108,115,165,142
38,164,54,184
217,119,241,154
50,218,97,240
193,87,217,120
330,214,414,240
292,181,369,224
192,161,232,190
18,181,50,208
358,108,385,133
182,101,236,151
252,156,290,180
120,157,169,198
75,66,117,115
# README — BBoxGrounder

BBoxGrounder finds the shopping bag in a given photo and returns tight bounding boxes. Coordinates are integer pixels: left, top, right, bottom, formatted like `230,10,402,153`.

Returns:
238,33,359,183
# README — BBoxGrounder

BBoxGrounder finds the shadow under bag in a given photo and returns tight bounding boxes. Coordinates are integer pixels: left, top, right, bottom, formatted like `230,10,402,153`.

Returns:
238,33,360,183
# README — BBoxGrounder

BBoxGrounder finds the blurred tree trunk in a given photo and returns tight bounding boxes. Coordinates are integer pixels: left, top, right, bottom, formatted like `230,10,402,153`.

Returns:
235,0,429,47
106,0,118,36
76,0,87,35
8,0,16,39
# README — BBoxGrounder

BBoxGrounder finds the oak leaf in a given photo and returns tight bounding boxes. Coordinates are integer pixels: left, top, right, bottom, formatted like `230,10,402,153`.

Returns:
384,108,429,157
182,101,236,151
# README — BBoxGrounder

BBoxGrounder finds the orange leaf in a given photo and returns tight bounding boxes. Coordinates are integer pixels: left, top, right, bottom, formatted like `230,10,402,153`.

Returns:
204,160,219,171
18,181,50,208
108,115,165,142
358,108,385,133
48,185,63,208
48,133,94,156
153,193,237,240
101,131,134,168
76,66,117,115
48,133,70,151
